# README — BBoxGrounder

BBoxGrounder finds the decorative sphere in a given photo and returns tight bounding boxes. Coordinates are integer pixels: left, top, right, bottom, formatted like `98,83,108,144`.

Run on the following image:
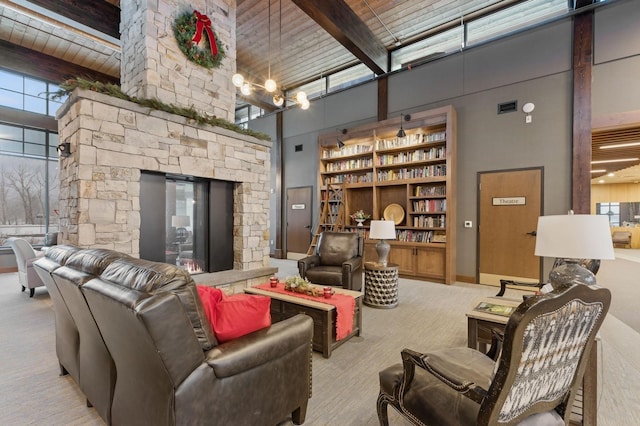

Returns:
296,91,307,103
240,83,252,96
272,94,284,107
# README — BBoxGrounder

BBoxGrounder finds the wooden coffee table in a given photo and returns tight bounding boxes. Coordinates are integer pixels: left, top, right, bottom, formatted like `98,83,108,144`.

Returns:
245,286,363,358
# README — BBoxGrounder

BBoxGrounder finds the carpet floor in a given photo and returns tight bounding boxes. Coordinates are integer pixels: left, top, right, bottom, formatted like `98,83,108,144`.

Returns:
0,255,638,425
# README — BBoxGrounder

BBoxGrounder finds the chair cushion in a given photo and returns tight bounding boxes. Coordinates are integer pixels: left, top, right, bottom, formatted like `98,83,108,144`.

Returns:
304,266,343,287
197,285,271,343
318,232,358,266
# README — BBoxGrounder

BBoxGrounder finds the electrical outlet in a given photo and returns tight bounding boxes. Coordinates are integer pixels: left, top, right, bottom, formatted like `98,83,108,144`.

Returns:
464,220,472,228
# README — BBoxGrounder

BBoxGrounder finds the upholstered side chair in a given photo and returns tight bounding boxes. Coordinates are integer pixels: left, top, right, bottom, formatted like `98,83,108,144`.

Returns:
298,231,363,291
8,237,45,297
377,283,610,426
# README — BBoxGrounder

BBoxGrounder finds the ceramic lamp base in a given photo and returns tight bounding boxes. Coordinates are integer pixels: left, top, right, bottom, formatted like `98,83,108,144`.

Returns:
549,260,597,289
376,239,390,267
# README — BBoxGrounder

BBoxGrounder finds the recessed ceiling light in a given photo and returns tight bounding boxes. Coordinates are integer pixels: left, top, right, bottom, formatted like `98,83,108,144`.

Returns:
591,158,639,164
600,141,640,149
598,180,605,184
607,172,615,177
590,169,606,173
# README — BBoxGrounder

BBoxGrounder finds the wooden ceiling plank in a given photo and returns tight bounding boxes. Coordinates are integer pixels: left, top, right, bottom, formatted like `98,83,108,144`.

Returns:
291,0,388,75
25,0,120,39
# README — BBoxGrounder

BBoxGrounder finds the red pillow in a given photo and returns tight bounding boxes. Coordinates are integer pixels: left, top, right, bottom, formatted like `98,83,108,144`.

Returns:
196,285,271,343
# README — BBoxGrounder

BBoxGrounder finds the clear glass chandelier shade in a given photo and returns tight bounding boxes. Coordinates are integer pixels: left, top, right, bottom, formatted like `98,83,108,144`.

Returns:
240,83,252,96
231,74,244,88
264,78,277,93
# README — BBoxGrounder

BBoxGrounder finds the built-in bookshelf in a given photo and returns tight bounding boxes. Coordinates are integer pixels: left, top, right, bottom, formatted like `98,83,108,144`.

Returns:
315,105,457,284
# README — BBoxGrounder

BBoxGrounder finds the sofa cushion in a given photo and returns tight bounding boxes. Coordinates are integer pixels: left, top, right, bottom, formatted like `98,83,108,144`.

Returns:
197,285,271,343
99,258,218,350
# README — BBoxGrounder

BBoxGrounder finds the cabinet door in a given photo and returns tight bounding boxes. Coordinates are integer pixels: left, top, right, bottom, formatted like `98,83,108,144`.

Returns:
388,245,415,275
414,246,445,279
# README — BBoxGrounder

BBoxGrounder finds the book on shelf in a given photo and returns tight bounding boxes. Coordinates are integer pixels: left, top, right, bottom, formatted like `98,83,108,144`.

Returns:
473,301,515,317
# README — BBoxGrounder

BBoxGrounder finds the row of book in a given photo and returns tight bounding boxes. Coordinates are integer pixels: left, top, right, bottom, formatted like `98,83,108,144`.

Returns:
375,131,446,150
412,199,446,213
412,215,446,228
414,185,446,197
343,228,445,243
324,158,373,172
324,172,374,184
377,146,445,165
322,144,372,158
377,164,447,181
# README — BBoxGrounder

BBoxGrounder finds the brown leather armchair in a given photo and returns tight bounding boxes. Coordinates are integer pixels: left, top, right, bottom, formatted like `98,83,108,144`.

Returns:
377,283,610,426
298,231,363,291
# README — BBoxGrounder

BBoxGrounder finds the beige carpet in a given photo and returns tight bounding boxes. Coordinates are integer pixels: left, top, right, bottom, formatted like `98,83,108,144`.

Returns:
0,257,638,425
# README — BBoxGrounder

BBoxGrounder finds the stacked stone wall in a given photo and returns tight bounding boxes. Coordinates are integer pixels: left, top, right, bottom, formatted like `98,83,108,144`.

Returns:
120,0,236,122
57,89,271,270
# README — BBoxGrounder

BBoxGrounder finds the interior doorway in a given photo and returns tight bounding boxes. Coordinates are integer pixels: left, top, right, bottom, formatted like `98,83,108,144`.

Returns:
286,186,312,259
478,168,543,287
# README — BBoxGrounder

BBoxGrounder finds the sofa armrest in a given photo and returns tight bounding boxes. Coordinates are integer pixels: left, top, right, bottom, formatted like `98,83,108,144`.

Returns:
205,314,313,378
298,255,319,278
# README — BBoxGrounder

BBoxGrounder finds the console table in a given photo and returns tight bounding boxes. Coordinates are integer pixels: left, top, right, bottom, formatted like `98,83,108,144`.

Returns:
245,286,362,358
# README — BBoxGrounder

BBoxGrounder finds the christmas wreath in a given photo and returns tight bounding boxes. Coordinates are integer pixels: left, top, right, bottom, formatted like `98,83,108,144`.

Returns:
173,10,226,69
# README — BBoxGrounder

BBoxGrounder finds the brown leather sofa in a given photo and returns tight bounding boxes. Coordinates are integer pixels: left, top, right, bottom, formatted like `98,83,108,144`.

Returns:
35,248,313,425
298,231,363,291
33,245,81,379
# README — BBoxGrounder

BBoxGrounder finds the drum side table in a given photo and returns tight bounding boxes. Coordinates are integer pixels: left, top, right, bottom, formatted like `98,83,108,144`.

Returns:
363,262,399,308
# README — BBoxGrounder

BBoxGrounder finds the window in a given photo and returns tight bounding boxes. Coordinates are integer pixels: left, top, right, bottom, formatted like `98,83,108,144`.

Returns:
0,68,67,117
597,202,620,227
0,123,59,247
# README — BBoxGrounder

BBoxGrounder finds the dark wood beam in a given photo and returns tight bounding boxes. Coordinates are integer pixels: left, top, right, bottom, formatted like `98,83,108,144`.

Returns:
0,39,119,85
291,0,387,75
377,75,388,121
26,0,120,39
571,12,593,214
0,106,57,131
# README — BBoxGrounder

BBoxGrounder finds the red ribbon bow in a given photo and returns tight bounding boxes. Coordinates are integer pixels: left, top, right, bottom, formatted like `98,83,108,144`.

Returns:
191,10,218,56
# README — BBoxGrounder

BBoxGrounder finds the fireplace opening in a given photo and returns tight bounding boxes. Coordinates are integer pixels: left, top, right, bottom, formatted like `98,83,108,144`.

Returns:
139,172,234,273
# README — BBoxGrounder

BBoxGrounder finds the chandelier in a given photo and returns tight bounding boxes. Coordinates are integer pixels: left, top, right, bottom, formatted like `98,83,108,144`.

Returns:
231,73,309,110
231,0,309,110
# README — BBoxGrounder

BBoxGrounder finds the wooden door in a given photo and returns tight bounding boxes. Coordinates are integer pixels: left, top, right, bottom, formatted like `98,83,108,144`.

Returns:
286,186,312,256
478,168,542,286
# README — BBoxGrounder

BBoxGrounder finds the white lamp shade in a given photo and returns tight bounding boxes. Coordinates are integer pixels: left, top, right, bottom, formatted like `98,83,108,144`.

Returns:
171,215,191,227
534,214,615,260
369,220,396,240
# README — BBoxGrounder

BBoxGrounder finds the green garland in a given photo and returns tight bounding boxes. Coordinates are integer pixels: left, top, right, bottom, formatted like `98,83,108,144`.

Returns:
173,11,226,69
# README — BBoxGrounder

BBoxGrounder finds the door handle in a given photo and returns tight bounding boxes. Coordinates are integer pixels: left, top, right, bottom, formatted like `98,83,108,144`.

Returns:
526,231,537,236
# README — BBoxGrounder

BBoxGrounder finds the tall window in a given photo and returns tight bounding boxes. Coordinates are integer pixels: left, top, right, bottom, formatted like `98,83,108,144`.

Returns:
597,202,620,227
0,67,63,247
0,123,59,247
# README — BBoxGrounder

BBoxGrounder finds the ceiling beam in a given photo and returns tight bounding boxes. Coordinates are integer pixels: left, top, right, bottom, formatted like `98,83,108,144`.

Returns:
0,39,119,84
25,0,120,39
291,0,387,75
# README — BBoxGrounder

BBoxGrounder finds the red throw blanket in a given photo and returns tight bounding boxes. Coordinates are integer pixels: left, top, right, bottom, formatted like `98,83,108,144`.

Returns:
255,283,356,340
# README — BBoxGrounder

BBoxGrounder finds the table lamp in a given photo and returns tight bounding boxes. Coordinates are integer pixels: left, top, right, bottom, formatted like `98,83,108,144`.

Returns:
171,215,191,243
534,213,615,288
369,220,396,266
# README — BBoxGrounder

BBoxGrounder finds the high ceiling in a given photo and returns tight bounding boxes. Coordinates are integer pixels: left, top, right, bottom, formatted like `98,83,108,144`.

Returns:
1,0,639,182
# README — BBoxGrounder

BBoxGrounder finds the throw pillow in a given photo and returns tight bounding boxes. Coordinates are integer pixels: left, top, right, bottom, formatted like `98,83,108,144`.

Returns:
197,285,271,343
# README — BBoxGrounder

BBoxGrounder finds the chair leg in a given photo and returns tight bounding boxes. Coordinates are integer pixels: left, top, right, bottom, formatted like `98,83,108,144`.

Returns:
86,399,93,408
291,402,308,425
59,363,69,376
22,285,26,292
376,394,390,426
29,288,35,298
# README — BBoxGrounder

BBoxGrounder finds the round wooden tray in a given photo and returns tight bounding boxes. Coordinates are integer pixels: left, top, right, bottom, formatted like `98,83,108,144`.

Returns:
383,203,404,225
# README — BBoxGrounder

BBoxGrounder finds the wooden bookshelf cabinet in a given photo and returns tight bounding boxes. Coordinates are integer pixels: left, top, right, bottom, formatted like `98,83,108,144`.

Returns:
316,105,456,284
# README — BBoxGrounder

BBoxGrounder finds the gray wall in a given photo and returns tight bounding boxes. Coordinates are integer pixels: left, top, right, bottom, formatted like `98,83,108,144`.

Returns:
254,0,640,280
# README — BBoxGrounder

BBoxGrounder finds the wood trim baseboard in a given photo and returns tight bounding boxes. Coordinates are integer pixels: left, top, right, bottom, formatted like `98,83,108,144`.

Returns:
456,275,476,284
0,267,18,274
